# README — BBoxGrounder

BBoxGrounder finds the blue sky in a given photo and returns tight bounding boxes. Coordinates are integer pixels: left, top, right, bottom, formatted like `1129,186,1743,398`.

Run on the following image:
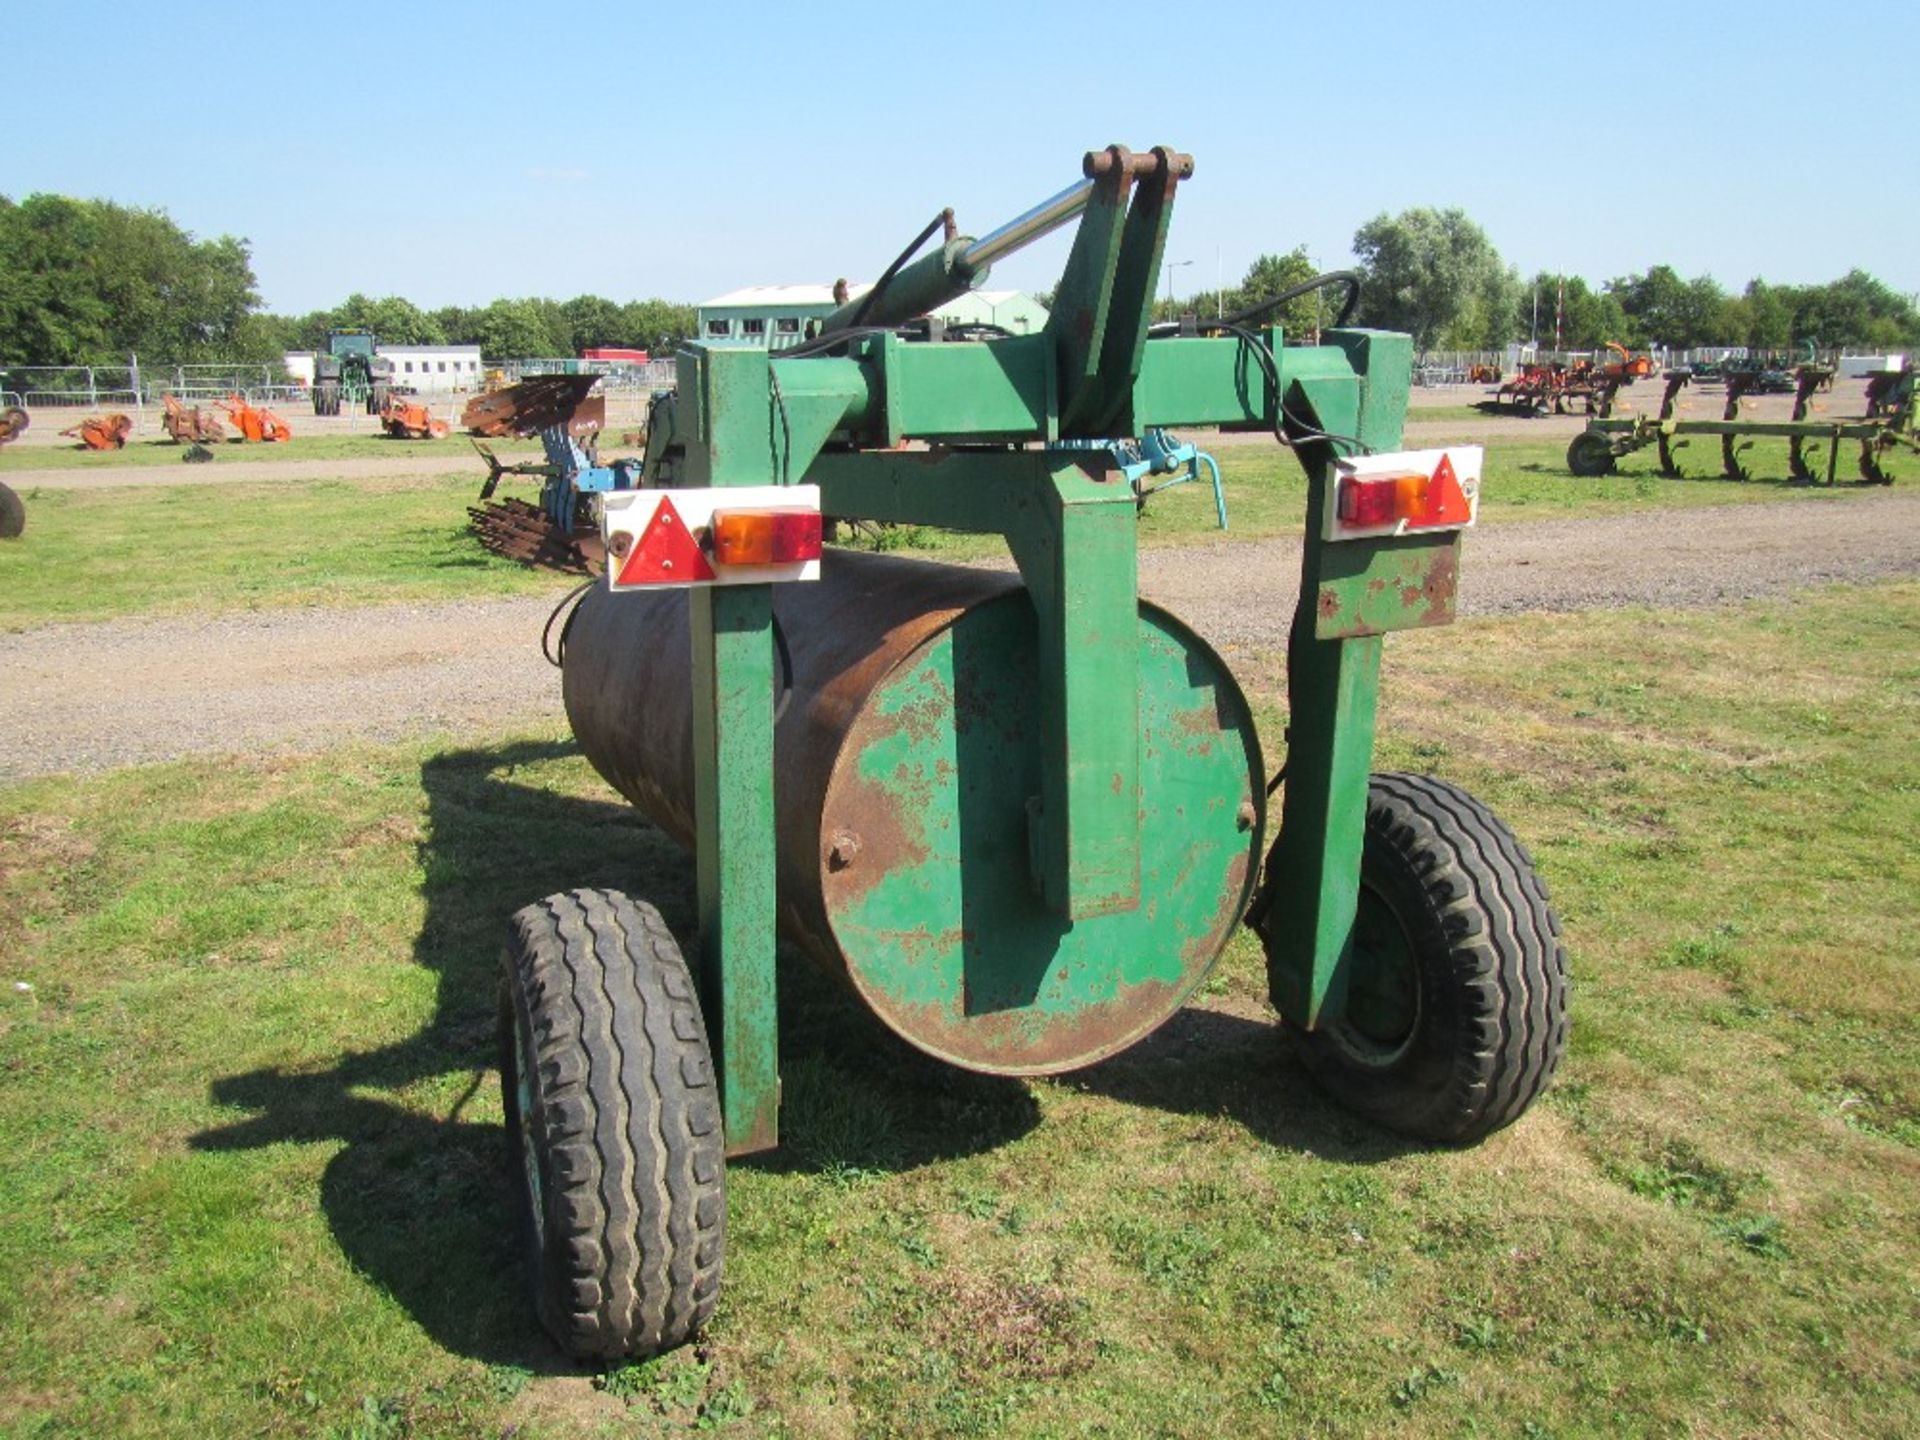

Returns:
6,1,1915,314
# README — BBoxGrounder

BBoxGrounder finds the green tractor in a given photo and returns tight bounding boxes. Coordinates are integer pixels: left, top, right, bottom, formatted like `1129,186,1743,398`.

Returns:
312,329,395,416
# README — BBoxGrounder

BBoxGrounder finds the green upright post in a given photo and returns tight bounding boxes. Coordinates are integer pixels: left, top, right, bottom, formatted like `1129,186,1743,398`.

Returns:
1263,598,1383,1029
686,344,784,1156
691,586,780,1155
1263,329,1412,1029
1018,463,1141,920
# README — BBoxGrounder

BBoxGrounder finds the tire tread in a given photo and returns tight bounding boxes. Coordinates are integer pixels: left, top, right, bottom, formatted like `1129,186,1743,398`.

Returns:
1300,773,1568,1143
501,887,724,1358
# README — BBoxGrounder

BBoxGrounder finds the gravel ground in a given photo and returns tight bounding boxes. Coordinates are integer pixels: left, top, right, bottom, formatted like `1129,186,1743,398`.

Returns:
3,494,1916,780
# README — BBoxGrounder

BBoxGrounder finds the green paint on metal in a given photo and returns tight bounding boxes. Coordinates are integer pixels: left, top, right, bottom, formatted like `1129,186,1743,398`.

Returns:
1045,163,1131,435
1084,156,1181,435
1262,619,1383,1030
822,591,1262,1073
692,583,781,1156
1261,326,1411,1031
682,346,789,1148
1329,329,1413,454
1312,532,1461,640
1132,334,1274,427
643,160,1426,1118
808,449,1141,919
764,357,872,484
863,333,1053,444
1009,461,1141,919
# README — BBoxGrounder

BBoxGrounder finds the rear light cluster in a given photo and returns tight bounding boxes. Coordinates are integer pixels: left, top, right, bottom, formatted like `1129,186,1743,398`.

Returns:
602,485,825,592
1339,471,1431,528
710,507,823,566
1327,449,1479,541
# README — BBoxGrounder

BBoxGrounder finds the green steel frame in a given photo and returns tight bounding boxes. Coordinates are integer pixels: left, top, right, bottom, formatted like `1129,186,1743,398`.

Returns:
646,148,1449,1155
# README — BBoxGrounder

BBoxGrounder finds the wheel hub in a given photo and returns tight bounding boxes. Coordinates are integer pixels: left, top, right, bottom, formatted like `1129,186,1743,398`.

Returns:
1336,884,1420,1065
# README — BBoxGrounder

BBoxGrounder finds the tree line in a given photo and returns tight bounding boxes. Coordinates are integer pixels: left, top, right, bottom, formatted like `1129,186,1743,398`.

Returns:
261,293,697,363
0,196,696,368
1180,214,1920,355
4,192,1916,369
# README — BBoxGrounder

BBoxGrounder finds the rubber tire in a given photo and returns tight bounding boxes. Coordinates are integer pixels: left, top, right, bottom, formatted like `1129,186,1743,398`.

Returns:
368,383,389,416
0,482,23,539
1296,773,1568,1144
1566,431,1617,477
499,888,725,1359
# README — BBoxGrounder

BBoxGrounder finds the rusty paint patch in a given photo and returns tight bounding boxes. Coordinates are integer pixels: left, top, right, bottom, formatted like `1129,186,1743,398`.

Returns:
867,974,1190,1076
825,767,932,913
1313,536,1461,640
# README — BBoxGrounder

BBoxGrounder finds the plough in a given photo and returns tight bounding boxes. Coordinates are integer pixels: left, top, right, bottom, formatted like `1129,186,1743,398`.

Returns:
1479,343,1651,418
462,374,606,439
468,145,1569,1361
464,374,633,569
1566,364,1913,483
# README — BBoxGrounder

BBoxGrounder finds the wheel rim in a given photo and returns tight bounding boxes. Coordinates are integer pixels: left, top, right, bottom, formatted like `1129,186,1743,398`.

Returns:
1331,883,1421,1067
513,1009,547,1249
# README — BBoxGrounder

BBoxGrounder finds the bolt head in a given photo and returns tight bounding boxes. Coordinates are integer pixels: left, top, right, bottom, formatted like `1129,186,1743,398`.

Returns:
827,831,861,871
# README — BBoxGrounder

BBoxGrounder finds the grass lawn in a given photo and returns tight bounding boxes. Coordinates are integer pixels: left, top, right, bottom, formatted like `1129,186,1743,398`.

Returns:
1,581,1914,1438
0,432,520,472
0,436,1890,630
0,473,579,631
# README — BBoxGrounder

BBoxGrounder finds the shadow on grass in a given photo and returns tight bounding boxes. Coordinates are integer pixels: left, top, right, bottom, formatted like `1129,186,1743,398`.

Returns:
190,736,1038,1365
1068,1004,1426,1165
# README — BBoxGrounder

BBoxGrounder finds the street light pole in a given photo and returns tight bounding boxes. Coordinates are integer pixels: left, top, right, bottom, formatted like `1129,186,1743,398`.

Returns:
1162,259,1193,310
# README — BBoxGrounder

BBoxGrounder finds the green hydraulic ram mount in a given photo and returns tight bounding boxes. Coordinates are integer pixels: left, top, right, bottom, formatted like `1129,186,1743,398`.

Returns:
640,145,1451,1155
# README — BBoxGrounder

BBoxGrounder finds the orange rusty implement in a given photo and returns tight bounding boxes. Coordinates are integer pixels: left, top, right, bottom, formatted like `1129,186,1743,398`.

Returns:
161,394,226,444
60,413,134,449
379,392,449,439
222,394,292,442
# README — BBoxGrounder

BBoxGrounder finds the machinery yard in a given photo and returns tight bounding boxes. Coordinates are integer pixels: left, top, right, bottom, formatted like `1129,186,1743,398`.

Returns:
4,370,1917,1435
3,13,1919,1420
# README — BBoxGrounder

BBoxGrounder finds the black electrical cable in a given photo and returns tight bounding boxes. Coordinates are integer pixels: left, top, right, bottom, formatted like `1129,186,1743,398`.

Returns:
939,322,1017,342
769,362,792,485
1208,319,1373,457
849,208,952,329
1216,269,1362,331
774,323,902,362
541,578,595,669
772,613,796,725
1146,269,1362,341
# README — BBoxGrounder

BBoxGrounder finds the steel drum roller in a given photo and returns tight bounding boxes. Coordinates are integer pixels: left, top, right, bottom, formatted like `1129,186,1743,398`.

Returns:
562,549,1263,1075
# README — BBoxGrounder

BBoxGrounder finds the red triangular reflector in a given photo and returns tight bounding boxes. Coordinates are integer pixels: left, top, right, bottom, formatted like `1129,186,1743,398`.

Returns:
1413,452,1472,527
617,494,717,584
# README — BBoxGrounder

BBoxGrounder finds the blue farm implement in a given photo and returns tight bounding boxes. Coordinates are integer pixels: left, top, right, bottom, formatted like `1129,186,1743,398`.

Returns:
465,374,636,570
